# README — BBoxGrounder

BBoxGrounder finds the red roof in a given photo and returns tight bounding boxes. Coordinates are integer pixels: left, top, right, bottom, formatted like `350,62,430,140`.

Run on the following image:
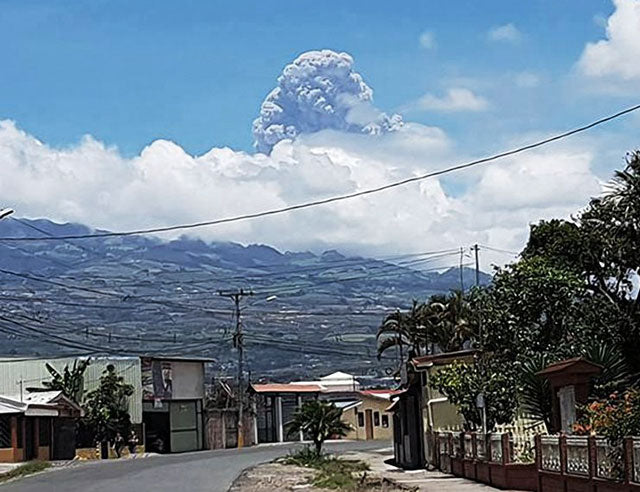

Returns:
537,357,603,376
250,383,323,394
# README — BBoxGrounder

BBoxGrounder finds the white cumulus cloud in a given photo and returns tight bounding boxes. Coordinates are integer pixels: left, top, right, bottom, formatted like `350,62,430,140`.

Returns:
0,117,603,270
419,31,436,50
487,23,521,43
410,88,489,113
578,0,640,82
0,50,611,270
252,50,402,154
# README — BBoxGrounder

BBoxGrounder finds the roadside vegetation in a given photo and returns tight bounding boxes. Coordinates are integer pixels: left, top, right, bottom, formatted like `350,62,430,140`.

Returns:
0,461,51,483
283,447,375,490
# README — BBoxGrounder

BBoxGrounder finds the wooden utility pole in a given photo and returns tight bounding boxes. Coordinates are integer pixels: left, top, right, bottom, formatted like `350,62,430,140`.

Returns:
472,244,480,287
219,289,253,448
459,247,465,291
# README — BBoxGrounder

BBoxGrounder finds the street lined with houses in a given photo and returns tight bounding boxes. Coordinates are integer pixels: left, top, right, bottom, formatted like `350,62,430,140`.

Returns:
2,2,640,491
0,440,388,492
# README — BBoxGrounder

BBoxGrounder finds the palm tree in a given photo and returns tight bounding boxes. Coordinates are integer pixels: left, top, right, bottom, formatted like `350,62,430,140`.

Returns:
376,300,431,359
431,290,475,353
376,291,474,360
287,400,351,455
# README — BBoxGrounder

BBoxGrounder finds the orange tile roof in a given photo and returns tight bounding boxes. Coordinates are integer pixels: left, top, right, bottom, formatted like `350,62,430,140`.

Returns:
250,383,323,394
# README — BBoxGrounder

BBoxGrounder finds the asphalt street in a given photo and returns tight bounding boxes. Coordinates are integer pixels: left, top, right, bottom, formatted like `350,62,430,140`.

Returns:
1,440,389,492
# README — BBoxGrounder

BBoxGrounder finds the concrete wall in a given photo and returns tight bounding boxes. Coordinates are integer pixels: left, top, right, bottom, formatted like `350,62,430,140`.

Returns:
170,362,204,400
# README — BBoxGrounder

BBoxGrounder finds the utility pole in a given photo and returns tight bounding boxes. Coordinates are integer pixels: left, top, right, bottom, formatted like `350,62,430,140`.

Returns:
472,244,480,287
459,247,465,291
219,288,253,448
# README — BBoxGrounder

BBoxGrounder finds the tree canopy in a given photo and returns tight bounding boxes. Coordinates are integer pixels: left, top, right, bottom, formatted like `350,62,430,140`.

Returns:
412,151,640,430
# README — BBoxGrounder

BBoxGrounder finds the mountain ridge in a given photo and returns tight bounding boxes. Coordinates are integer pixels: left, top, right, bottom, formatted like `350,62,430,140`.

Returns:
0,217,490,381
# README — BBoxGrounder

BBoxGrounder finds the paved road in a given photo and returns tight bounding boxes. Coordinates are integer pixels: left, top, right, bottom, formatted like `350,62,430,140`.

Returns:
2,440,389,492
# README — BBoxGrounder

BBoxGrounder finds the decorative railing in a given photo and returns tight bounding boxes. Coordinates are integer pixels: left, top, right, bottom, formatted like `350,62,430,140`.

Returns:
438,432,452,474
452,432,461,458
432,431,513,466
540,435,561,472
489,433,504,463
565,436,588,476
633,437,640,484
595,438,623,480
476,433,486,461
464,433,473,459
536,434,640,484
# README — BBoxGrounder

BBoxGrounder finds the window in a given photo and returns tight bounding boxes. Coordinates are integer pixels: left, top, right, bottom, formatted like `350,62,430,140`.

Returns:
0,416,11,448
382,414,389,428
357,412,364,427
39,418,51,447
374,411,380,427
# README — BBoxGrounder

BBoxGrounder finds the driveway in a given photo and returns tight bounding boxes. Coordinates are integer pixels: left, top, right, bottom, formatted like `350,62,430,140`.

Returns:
1,440,389,492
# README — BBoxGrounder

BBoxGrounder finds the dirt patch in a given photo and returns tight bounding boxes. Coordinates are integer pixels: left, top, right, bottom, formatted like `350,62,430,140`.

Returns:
229,462,409,491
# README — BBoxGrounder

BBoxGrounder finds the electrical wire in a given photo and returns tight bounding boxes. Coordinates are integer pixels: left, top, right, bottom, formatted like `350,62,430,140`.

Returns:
2,103,639,243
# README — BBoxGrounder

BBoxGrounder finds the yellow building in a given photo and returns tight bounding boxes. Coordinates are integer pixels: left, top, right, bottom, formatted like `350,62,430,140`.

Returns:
335,390,401,441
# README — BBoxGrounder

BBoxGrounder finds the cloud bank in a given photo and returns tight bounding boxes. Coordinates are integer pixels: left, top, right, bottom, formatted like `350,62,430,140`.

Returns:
0,50,607,269
578,0,640,82
411,88,489,113
487,23,521,43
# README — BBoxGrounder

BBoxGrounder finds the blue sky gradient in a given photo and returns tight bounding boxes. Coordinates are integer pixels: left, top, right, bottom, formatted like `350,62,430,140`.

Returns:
0,0,622,156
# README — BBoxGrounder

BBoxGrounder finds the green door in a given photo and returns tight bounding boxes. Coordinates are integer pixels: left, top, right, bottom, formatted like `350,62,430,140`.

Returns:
169,400,202,453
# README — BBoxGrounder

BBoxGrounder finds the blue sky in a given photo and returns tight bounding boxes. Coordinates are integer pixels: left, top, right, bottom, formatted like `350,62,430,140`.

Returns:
0,0,621,156
1,0,639,262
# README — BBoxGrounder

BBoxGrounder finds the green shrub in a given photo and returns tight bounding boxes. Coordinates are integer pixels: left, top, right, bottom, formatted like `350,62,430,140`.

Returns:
0,461,51,483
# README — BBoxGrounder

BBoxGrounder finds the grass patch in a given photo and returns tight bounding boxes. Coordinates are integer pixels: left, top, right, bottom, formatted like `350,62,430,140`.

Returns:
283,447,370,490
0,461,51,483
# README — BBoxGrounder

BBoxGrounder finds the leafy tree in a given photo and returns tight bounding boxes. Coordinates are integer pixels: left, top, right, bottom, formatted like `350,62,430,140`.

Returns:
520,152,640,377
429,357,518,431
42,359,90,403
82,364,134,443
287,400,351,455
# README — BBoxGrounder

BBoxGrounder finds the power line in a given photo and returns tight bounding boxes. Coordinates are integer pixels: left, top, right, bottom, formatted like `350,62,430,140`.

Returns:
2,103,639,243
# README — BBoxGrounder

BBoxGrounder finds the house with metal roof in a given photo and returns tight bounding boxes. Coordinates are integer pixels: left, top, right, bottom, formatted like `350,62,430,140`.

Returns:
0,354,213,457
0,390,82,462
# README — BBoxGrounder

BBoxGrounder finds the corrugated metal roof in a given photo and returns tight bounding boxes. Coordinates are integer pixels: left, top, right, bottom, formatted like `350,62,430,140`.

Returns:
0,356,143,423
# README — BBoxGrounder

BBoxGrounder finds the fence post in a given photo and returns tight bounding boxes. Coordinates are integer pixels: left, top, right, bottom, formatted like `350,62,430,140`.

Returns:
588,435,596,480
501,433,510,465
534,435,543,492
472,433,478,461
624,437,633,485
559,434,567,476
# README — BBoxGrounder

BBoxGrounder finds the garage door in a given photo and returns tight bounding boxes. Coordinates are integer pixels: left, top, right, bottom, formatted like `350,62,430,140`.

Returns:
169,400,202,453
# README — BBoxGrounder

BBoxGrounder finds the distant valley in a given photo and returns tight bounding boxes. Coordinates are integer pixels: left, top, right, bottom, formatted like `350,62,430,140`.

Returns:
0,218,490,383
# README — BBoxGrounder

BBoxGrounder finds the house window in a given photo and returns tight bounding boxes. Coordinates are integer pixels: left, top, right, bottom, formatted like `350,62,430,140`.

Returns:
374,411,380,427
39,418,51,447
0,416,10,448
357,412,364,427
382,415,389,428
